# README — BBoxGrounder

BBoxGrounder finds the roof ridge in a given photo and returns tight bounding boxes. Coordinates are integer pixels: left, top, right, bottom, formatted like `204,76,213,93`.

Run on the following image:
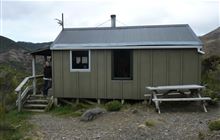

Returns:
63,24,189,31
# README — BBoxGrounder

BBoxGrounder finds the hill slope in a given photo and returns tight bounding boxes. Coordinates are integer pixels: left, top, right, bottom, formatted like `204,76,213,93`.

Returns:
0,36,26,53
0,36,45,73
200,27,220,57
17,41,52,51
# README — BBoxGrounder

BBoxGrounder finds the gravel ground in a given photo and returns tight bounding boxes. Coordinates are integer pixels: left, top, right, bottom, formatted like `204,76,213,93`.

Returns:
29,102,220,140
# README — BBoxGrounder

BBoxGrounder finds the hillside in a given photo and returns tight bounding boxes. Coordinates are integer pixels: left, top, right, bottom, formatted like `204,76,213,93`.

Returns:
200,27,220,57
0,36,26,53
17,41,52,51
0,36,45,73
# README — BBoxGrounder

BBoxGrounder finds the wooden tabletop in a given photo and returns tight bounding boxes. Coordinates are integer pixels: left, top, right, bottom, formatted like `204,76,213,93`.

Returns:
146,85,205,91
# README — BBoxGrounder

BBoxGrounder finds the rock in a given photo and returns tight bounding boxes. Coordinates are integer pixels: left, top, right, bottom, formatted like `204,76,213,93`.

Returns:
138,124,146,129
80,107,106,121
93,134,101,139
132,109,138,114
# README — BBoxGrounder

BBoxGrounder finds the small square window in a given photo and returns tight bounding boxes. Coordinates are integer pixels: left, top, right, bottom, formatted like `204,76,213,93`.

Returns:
70,50,90,72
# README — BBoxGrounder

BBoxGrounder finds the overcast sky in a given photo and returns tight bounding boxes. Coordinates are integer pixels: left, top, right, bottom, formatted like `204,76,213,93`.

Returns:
0,0,219,43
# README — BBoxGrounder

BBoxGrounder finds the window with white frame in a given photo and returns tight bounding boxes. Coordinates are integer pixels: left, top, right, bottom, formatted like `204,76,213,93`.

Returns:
70,50,90,72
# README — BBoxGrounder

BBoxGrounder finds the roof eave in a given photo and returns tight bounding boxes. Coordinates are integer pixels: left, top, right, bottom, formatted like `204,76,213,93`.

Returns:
51,45,202,50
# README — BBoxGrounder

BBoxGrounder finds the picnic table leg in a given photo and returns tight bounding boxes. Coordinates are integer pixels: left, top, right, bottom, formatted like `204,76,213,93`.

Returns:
148,93,152,105
196,91,208,112
152,92,161,114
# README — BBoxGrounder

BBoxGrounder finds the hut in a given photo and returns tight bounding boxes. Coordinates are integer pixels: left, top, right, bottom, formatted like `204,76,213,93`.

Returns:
50,15,203,102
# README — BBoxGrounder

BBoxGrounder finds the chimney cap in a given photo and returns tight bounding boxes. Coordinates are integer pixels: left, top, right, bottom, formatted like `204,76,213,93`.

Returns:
111,14,116,18
110,14,116,28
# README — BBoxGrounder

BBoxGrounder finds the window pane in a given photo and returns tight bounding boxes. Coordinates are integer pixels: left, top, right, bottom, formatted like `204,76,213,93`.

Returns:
112,50,132,79
82,57,88,64
72,51,89,69
76,57,81,64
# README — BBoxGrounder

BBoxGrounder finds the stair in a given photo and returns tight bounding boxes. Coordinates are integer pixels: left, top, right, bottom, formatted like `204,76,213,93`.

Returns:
23,95,52,112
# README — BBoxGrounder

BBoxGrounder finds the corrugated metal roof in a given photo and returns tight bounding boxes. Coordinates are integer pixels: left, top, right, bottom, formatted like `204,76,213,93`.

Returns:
51,24,202,50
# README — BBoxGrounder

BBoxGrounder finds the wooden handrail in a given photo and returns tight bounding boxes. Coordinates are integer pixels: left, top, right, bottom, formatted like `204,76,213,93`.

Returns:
15,75,43,93
15,74,43,112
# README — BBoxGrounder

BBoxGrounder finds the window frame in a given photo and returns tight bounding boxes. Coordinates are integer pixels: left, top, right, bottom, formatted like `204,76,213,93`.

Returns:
70,50,91,72
111,49,133,80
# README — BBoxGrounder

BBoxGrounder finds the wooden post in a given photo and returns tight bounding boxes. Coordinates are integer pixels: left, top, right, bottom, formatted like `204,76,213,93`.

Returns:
121,99,124,105
97,99,101,104
76,99,79,104
18,91,21,112
32,55,36,95
54,98,58,106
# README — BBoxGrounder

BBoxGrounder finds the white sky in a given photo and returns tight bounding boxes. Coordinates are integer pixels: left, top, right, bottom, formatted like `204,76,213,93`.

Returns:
0,0,219,43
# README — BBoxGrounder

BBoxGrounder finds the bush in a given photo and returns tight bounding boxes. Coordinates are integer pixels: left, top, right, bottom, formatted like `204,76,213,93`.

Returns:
145,120,156,127
0,110,32,140
208,119,220,131
202,55,220,74
105,100,122,111
202,55,220,103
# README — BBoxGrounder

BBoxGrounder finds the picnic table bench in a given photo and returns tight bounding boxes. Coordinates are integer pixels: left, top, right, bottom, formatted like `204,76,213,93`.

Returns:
145,85,211,114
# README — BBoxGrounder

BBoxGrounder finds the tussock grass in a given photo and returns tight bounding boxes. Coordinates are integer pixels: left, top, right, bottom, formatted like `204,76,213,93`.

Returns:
50,103,90,117
208,119,220,131
105,100,122,111
145,119,157,127
0,110,33,140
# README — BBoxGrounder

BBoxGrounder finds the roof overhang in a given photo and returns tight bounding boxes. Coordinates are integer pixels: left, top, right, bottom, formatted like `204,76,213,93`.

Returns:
30,47,51,56
50,44,204,54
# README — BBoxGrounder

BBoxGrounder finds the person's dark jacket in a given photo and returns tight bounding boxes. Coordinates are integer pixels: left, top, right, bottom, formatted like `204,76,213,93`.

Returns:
44,66,52,78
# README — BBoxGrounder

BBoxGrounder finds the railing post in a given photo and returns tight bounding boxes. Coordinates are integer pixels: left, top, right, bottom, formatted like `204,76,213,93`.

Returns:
18,91,21,112
32,55,36,95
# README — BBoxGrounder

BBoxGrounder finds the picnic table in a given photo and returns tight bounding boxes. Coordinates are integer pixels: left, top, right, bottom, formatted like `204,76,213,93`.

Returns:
145,85,211,114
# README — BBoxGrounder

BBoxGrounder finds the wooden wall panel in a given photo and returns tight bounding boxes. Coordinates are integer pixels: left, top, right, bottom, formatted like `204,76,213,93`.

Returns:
152,50,167,86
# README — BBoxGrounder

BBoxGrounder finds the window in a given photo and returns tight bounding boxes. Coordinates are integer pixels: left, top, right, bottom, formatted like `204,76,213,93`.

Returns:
70,50,90,72
112,50,133,80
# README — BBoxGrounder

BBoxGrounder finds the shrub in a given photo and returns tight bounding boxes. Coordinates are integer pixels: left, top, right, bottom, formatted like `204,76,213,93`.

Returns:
0,110,32,140
208,119,220,131
202,55,220,73
198,131,205,140
145,119,156,127
203,88,219,105
202,55,220,103
105,100,122,111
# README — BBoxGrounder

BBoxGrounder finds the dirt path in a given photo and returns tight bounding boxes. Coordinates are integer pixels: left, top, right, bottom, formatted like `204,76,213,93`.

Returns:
29,103,220,140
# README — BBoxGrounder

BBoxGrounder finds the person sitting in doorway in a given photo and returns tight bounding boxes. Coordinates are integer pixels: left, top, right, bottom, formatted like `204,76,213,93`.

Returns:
43,61,52,96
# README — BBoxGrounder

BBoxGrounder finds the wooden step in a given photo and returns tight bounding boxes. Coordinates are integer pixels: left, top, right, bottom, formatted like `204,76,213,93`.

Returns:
26,99,48,104
23,109,45,112
29,95,47,100
30,94,44,97
24,104,47,108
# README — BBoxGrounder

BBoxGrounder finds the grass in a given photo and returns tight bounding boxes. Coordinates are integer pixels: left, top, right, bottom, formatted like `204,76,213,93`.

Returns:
198,131,206,140
50,103,91,117
0,110,33,140
208,119,220,131
105,100,122,111
145,119,157,127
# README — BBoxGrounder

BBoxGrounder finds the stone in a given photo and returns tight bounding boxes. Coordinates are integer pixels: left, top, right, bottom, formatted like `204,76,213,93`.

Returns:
132,109,138,114
80,107,106,121
138,124,146,129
